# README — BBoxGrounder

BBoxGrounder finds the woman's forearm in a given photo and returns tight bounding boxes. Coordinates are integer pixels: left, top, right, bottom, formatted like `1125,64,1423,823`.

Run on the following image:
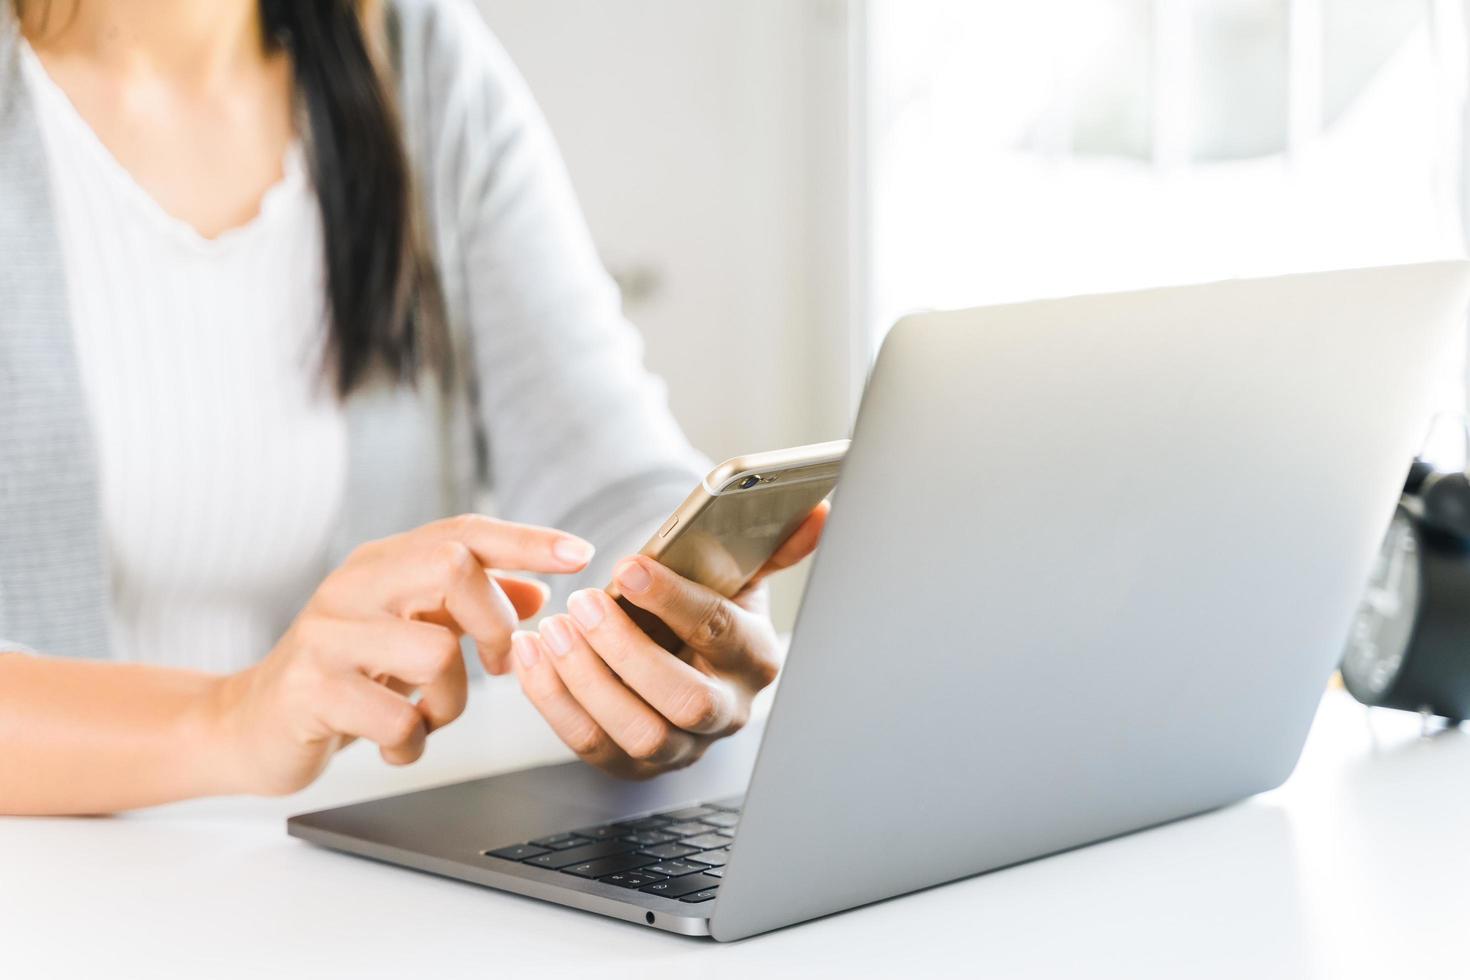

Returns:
0,652,235,815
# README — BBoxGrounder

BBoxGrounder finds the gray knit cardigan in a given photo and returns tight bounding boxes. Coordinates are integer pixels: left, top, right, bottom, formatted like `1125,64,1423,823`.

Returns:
0,0,703,659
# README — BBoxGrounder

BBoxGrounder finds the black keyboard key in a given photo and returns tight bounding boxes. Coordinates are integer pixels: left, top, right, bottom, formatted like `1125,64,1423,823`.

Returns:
529,833,578,848
698,812,740,828
600,870,669,889
664,806,716,821
531,834,592,851
688,849,728,866
643,859,707,877
524,839,634,869
575,826,623,840
484,844,550,861
662,821,711,837
679,887,720,903
702,867,724,878
618,817,671,831
621,830,678,847
639,842,700,860
640,872,722,898
681,832,729,850
561,852,656,879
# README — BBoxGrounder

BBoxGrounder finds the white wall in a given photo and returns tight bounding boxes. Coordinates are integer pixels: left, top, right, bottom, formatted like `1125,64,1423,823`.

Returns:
474,0,859,625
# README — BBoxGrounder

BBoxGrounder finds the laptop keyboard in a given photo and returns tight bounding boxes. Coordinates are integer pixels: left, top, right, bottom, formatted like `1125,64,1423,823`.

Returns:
481,797,743,904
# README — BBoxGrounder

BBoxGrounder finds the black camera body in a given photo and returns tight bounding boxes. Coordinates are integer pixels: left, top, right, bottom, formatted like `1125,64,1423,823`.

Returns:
1341,458,1470,722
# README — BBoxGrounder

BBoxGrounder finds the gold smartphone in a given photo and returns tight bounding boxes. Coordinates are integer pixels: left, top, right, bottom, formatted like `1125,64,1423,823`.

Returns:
608,440,849,650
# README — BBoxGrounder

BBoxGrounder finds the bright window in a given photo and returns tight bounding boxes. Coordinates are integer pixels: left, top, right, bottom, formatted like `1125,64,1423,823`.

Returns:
863,0,1469,435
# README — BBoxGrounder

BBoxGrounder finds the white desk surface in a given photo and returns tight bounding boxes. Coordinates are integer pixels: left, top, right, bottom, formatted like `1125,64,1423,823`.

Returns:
3,679,1466,979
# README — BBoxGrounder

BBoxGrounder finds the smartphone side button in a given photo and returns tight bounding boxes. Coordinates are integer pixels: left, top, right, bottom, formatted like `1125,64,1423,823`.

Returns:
658,516,679,538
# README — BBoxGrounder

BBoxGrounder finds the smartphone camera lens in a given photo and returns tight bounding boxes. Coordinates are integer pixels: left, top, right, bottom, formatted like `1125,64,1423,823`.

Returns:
738,474,760,489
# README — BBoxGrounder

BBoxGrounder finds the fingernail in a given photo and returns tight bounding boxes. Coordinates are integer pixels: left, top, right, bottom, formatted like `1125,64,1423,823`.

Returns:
512,631,540,668
553,536,595,567
541,616,573,655
487,578,518,625
616,559,652,594
568,590,604,631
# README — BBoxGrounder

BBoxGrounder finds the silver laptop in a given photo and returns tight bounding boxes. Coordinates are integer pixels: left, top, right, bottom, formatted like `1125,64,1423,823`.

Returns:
289,262,1470,940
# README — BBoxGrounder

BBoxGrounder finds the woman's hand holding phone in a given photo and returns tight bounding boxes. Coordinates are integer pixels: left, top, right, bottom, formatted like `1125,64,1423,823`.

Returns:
510,501,830,779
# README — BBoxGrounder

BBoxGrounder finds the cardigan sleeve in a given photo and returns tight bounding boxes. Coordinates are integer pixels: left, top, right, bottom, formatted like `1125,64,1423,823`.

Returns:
399,0,707,600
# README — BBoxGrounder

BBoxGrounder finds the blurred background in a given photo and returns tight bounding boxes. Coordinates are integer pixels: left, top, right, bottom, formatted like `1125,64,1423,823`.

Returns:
477,0,1470,626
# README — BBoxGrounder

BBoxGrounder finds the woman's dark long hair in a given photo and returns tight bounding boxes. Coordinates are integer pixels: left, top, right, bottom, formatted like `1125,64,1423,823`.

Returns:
16,0,447,397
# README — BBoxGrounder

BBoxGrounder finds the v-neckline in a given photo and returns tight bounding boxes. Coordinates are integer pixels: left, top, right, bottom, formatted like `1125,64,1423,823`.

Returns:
17,39,307,254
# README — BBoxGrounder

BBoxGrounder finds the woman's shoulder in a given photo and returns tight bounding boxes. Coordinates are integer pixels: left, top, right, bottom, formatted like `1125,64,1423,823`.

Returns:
389,0,526,112
388,0,542,183
389,0,486,58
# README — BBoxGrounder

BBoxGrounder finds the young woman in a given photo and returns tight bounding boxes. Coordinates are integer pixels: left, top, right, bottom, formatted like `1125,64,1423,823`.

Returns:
0,0,827,813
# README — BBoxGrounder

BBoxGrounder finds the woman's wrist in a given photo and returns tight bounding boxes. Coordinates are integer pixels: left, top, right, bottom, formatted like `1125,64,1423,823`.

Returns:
179,669,258,798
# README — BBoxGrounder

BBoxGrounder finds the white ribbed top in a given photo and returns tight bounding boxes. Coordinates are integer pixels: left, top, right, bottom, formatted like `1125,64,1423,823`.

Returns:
21,45,347,674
